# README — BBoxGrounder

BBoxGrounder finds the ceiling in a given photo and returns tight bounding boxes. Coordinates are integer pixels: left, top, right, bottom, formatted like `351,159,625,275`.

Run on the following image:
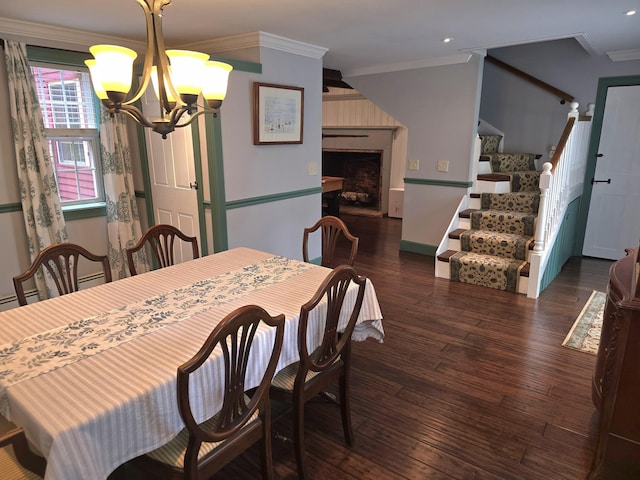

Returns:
1,0,639,76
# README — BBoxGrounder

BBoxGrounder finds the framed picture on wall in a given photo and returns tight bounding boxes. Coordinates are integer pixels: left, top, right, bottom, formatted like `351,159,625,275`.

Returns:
253,82,304,145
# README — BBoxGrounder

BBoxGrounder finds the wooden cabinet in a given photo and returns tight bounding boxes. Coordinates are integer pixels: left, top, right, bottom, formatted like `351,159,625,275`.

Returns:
589,245,640,479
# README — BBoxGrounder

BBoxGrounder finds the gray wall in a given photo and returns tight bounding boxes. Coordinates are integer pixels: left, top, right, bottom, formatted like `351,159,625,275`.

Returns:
346,54,484,249
481,38,640,162
222,47,324,259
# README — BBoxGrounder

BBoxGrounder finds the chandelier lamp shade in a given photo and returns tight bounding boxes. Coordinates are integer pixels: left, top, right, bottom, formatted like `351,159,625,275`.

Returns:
85,0,233,139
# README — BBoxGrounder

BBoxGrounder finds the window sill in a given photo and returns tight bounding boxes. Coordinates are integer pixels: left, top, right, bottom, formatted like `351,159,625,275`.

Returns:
62,202,107,221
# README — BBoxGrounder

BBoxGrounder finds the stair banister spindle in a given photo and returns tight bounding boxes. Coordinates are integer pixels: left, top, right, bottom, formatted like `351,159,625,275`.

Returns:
534,162,553,253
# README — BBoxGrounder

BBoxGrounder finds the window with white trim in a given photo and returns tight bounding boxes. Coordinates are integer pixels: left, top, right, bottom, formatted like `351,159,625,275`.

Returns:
31,64,103,205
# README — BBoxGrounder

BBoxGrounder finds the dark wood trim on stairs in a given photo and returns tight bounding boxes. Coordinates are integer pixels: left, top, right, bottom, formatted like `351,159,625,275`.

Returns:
485,55,575,104
550,116,576,171
477,173,512,182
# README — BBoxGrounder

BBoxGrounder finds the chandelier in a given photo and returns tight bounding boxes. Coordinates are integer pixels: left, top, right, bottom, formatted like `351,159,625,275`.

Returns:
85,0,233,139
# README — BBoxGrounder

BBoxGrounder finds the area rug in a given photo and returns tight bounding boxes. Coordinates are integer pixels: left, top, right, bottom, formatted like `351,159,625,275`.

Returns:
562,290,606,354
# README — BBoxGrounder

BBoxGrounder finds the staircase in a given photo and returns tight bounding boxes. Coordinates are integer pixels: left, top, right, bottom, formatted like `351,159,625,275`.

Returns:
437,136,542,294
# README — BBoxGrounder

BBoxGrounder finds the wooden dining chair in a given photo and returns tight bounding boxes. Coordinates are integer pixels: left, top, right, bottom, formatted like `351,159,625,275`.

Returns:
302,215,359,267
13,243,112,306
126,224,199,276
132,305,285,480
271,264,367,479
0,427,46,479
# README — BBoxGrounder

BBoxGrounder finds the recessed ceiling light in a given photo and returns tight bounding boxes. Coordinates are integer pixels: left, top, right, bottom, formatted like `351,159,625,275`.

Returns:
442,38,453,43
625,10,637,15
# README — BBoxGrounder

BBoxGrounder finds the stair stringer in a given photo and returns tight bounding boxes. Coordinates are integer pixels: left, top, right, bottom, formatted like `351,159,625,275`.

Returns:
435,195,468,280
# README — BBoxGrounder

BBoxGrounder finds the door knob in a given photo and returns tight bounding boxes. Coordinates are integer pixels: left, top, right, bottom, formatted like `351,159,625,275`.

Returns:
189,181,198,190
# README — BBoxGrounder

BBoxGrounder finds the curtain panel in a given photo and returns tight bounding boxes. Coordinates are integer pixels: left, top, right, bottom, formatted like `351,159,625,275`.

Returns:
99,106,149,279
4,40,68,300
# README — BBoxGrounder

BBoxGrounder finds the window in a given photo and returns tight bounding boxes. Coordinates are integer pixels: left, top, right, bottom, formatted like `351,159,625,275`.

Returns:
31,64,103,205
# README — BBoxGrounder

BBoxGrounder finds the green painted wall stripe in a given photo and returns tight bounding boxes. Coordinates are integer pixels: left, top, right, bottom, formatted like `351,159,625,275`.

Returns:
27,46,90,66
1,202,107,219
63,204,107,220
226,187,322,209
399,240,437,256
404,178,473,188
210,56,262,74
0,203,22,214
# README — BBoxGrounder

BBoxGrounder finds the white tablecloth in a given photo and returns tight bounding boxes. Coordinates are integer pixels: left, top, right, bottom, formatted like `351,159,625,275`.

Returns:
0,248,383,480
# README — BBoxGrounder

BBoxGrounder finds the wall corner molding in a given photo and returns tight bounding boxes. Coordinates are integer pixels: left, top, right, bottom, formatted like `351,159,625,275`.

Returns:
343,54,472,78
607,49,640,62
186,31,328,59
0,16,145,52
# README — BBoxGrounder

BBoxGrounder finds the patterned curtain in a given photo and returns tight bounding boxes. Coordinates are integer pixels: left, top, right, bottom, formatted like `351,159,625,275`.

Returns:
4,40,68,300
99,105,149,279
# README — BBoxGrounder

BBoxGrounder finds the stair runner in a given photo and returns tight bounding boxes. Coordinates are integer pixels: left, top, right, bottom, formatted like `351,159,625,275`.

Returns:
444,135,541,293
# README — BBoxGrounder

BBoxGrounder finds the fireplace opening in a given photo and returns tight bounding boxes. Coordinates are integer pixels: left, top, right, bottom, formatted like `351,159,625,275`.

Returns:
322,150,382,215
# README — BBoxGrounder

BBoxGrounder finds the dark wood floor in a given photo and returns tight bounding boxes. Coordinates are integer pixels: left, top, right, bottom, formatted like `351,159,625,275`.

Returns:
120,214,614,479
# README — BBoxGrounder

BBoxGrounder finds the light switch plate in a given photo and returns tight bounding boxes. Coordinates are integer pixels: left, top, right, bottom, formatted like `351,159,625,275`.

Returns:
408,159,419,171
437,160,449,172
308,162,318,176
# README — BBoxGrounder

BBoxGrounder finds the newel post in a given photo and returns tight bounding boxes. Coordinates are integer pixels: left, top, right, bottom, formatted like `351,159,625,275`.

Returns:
534,162,553,253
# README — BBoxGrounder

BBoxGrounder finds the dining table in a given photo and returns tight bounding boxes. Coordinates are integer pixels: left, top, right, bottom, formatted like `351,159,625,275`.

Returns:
0,247,384,480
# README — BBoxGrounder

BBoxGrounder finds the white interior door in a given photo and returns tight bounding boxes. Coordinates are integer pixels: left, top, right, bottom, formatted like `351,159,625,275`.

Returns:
141,88,200,263
583,85,640,260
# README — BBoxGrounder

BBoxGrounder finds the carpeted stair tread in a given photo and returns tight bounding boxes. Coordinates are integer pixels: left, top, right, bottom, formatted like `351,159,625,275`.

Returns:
459,229,534,260
470,209,536,236
446,143,541,294
507,171,542,193
449,251,527,293
480,192,540,214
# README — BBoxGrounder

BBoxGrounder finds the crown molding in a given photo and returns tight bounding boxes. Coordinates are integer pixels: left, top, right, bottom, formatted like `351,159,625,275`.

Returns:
461,33,600,57
0,17,145,52
182,31,328,59
573,33,599,57
343,54,472,78
607,49,640,62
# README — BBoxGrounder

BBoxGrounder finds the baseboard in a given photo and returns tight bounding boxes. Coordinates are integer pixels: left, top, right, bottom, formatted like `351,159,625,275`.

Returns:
399,240,437,256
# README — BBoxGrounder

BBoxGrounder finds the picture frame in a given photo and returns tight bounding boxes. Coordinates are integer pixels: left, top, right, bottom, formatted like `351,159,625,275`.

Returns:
253,82,304,145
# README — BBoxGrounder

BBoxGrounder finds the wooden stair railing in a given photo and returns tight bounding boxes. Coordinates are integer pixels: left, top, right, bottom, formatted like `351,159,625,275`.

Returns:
528,102,593,298
486,55,575,105
549,116,577,171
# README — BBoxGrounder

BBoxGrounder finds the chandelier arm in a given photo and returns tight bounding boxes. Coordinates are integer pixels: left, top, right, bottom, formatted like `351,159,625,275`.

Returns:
152,0,183,111
171,109,216,130
122,0,157,107
118,104,157,129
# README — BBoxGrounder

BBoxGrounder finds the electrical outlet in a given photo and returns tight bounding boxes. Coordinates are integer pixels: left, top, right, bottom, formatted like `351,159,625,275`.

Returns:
408,159,419,171
308,162,318,176
437,160,449,172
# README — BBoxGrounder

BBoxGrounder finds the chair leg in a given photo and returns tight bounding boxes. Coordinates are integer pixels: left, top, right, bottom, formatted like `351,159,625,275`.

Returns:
261,413,275,480
293,399,308,480
339,373,354,446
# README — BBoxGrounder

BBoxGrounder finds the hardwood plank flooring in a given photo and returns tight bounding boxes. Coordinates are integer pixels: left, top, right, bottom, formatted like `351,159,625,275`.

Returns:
116,214,613,479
